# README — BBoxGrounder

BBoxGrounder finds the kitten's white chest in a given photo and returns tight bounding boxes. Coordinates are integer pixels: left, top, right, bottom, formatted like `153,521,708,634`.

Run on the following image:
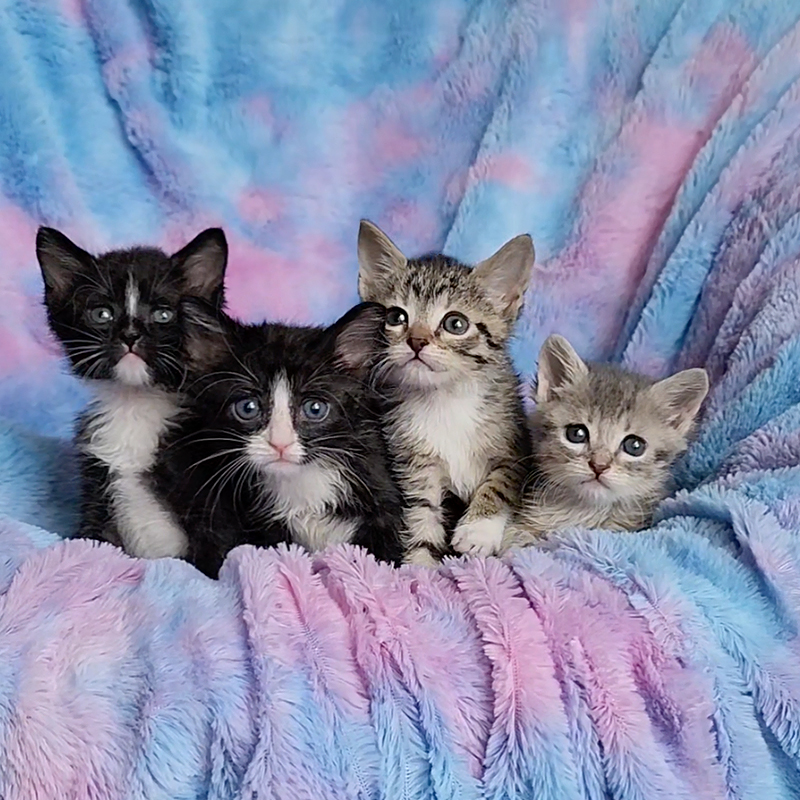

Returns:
266,463,356,551
86,385,179,471
84,384,187,559
397,389,492,497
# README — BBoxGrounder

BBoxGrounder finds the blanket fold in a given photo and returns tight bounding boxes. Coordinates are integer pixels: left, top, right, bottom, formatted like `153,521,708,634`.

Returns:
1,0,800,796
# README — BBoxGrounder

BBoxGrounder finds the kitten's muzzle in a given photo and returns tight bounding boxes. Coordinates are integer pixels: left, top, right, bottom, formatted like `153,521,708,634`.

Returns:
588,459,611,477
119,330,142,349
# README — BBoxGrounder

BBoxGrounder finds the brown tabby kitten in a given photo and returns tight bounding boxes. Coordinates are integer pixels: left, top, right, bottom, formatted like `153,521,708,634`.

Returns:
502,334,709,550
358,220,535,566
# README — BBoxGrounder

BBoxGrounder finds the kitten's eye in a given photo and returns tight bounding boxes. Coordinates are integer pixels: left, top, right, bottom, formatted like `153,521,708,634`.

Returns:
88,306,114,325
151,307,174,324
386,307,408,327
230,397,261,422
301,399,330,422
621,434,647,457
441,312,469,335
565,424,589,444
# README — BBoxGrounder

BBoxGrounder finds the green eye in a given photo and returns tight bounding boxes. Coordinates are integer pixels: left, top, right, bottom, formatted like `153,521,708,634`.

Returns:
151,308,175,324
89,306,114,325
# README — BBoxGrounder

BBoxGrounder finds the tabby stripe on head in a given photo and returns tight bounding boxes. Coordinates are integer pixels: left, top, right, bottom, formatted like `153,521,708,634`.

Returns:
475,322,502,350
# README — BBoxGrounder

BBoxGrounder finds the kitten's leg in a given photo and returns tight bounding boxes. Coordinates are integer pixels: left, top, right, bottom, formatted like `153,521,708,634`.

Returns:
498,509,547,554
452,464,519,557
402,463,448,567
76,452,122,547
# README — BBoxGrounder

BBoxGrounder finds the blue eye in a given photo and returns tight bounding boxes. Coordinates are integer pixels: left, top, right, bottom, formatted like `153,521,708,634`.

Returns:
565,424,589,444
301,399,330,422
231,397,261,421
89,306,114,325
621,434,647,457
441,312,469,335
386,307,408,327
151,307,174,324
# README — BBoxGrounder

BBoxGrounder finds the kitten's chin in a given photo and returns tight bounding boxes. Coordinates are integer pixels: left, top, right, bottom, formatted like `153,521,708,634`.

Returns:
576,478,618,505
392,359,455,390
114,353,151,386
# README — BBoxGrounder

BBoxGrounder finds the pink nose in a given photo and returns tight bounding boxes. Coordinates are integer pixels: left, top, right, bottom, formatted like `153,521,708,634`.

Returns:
589,460,610,477
408,337,429,355
270,442,290,457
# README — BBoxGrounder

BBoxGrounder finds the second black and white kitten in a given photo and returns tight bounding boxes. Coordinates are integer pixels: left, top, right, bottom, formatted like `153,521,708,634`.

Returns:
37,226,228,558
155,301,404,578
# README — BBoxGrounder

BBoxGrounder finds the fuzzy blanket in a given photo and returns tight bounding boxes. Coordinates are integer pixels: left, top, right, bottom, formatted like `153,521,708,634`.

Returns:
1,0,800,797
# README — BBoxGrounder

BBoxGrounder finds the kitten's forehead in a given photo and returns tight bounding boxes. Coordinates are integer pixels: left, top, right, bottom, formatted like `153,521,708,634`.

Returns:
543,364,686,445
383,255,494,317
224,323,354,397
585,366,654,419
95,248,183,298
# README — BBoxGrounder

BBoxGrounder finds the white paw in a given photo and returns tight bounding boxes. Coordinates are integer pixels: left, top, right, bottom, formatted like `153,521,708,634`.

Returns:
452,513,508,557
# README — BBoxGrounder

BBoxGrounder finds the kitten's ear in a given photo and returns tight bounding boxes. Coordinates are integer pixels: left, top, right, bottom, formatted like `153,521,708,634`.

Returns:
330,302,387,375
36,227,94,302
357,220,406,302
472,234,535,322
648,368,709,434
535,334,588,402
181,298,230,372
172,228,228,303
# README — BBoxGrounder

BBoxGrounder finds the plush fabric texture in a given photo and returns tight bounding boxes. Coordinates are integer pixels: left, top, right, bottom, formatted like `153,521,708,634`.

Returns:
0,0,800,797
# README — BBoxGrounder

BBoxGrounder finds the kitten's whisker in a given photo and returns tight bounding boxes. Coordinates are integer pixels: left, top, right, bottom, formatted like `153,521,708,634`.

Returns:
186,447,248,476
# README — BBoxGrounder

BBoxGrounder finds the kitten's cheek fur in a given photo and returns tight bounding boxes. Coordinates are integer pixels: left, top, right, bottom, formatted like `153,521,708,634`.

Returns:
452,511,509,556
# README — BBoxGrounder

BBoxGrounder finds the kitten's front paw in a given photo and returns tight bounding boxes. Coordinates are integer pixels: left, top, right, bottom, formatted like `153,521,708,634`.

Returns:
452,513,507,557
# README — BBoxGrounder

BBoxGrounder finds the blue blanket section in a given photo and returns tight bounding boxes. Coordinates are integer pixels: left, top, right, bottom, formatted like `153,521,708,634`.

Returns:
0,0,799,796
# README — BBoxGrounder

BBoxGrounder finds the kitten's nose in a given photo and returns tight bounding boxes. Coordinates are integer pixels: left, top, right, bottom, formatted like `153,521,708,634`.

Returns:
589,460,610,477
120,330,141,348
408,337,429,355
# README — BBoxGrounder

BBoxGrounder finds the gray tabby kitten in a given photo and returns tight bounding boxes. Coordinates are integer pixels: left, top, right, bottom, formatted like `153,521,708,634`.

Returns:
502,334,709,550
358,220,535,566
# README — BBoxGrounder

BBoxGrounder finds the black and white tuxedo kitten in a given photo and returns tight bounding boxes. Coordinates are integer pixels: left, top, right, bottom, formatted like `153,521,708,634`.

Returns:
502,334,709,551
155,301,404,578
357,220,535,566
37,226,228,558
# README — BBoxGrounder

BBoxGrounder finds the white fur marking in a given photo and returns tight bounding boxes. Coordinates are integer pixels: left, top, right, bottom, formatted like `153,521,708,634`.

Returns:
246,376,306,466
85,383,187,558
125,273,139,318
114,353,151,386
265,461,355,551
394,385,492,498
452,511,509,556
267,377,296,450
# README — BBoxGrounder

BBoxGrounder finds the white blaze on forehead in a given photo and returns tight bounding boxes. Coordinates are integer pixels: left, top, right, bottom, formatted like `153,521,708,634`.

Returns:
125,273,139,318
267,375,296,448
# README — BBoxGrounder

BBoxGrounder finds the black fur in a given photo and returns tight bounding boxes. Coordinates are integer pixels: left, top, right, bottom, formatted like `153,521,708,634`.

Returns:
37,226,228,546
155,301,405,578
37,226,227,387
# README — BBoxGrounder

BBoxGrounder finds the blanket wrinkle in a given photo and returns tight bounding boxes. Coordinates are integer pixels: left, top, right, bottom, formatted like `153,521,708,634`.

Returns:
2,0,800,796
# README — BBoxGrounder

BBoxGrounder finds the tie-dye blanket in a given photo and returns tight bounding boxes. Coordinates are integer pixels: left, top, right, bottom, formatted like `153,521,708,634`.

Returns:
1,0,799,797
